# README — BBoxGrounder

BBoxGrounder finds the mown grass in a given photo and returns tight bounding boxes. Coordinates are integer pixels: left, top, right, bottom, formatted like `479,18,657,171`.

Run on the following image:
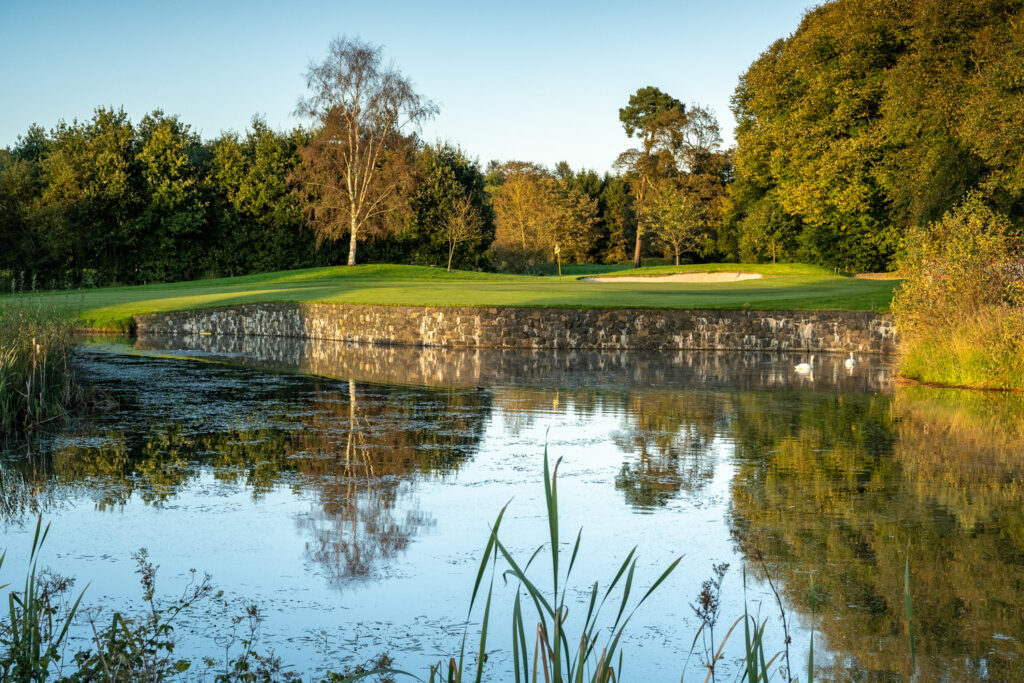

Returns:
0,263,899,333
575,262,837,278
0,303,78,435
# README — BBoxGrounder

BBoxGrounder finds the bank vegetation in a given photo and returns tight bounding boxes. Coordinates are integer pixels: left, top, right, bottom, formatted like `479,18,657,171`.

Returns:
0,303,78,435
892,194,1024,391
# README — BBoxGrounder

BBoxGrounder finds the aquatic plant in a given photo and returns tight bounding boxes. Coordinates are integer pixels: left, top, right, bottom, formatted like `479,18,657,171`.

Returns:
0,444,924,681
0,518,86,682
0,302,79,435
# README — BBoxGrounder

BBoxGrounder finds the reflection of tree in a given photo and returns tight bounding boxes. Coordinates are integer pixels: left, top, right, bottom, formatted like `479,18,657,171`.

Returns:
613,391,723,509
728,388,1024,681
0,375,491,584
295,380,439,582
492,386,725,509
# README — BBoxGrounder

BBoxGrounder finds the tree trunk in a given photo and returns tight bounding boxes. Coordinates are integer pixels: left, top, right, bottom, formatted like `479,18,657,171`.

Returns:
633,224,643,269
675,248,680,266
347,216,358,266
633,175,648,269
447,241,455,272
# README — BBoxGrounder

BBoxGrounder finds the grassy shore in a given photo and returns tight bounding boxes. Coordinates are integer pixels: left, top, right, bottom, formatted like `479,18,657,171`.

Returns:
0,304,78,434
0,263,898,333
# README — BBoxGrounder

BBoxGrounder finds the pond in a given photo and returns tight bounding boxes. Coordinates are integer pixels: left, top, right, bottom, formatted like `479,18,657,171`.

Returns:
1,336,1022,681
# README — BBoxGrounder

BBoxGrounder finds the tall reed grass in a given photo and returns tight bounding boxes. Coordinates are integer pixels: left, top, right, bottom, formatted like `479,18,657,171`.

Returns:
0,302,79,435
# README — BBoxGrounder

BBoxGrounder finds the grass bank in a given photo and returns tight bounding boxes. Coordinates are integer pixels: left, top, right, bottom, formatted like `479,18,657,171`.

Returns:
897,308,1024,391
1,263,898,333
0,303,78,435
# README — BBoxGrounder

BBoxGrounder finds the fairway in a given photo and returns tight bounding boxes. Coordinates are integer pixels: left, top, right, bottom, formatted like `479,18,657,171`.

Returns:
2,263,899,332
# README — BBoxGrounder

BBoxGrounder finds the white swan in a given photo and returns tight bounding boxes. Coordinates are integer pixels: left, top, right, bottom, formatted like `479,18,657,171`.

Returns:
845,352,857,370
794,355,815,373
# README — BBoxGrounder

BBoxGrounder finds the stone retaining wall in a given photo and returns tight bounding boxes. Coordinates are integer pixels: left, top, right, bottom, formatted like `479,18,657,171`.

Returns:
133,303,897,354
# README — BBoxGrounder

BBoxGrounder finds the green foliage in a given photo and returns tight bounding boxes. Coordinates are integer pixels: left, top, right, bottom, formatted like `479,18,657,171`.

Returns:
892,193,1024,389
618,86,685,140
729,0,1024,271
617,88,730,268
647,186,707,265
404,143,493,270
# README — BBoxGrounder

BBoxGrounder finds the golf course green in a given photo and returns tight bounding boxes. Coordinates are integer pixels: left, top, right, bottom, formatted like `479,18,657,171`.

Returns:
2,263,899,332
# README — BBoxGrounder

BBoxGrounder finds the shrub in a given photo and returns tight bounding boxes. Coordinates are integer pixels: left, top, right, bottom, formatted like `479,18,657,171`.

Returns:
892,192,1024,389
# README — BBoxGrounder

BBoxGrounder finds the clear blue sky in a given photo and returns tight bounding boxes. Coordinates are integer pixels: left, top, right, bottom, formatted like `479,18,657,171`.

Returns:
0,0,815,172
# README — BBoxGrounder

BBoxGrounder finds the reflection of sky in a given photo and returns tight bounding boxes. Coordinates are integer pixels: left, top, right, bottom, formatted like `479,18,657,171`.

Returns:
1,347,874,679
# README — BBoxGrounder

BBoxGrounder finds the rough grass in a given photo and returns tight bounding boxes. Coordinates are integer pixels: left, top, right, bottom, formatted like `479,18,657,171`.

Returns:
898,307,1024,391
0,263,899,332
891,195,1024,391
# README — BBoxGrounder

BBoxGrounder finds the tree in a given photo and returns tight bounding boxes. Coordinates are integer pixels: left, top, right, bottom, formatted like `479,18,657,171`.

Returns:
132,111,208,282
616,87,687,268
599,174,635,264
649,186,706,265
441,195,483,271
208,118,312,276
294,36,437,266
549,181,601,263
490,161,556,270
730,0,1024,271
405,143,493,270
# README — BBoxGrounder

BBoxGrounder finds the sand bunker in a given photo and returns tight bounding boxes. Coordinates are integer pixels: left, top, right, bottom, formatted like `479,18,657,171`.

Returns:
583,272,764,283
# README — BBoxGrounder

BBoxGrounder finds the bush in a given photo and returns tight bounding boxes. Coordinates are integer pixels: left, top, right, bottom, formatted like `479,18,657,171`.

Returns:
892,193,1024,389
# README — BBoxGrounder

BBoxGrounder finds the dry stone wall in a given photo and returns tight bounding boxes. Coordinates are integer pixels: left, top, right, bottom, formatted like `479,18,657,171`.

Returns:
134,303,897,354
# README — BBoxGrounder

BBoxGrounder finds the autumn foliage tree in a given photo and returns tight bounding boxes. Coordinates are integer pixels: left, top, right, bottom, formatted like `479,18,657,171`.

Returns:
294,36,437,266
488,161,601,271
649,186,707,265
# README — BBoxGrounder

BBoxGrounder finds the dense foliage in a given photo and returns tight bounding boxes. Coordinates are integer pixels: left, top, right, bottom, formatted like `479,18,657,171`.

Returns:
892,193,1024,389
0,109,653,288
0,110,339,289
726,0,1024,270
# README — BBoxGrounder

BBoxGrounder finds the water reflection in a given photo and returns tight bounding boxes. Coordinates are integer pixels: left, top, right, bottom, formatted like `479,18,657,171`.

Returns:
728,386,1024,680
1,354,491,581
132,332,892,393
3,336,1022,679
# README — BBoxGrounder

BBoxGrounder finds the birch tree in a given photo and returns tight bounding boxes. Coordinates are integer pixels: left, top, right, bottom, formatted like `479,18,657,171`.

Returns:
294,36,437,266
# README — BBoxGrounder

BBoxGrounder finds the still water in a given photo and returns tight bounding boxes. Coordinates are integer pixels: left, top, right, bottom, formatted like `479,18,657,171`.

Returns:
2,337,1022,681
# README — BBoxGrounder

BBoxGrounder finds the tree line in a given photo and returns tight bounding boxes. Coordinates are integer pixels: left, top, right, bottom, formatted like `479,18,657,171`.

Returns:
4,0,1023,289
0,37,731,289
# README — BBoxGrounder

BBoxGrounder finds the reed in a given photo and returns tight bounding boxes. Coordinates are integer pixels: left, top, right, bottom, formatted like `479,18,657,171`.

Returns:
0,518,86,681
0,302,78,435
